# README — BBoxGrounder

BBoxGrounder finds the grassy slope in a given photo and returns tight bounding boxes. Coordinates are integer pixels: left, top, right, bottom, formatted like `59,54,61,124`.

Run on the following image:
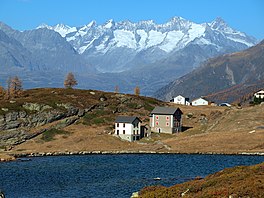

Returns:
0,88,263,155
162,104,264,154
139,162,264,198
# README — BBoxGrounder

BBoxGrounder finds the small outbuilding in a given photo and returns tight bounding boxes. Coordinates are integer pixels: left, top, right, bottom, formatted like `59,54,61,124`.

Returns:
114,116,142,142
170,95,190,105
191,97,209,106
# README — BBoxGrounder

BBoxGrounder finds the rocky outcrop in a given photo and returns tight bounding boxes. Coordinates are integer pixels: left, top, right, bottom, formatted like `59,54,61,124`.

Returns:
0,105,79,131
0,103,85,147
0,190,5,198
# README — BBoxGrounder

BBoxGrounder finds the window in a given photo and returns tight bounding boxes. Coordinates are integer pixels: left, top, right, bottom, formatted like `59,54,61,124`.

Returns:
156,116,159,120
166,122,169,126
166,116,169,120
117,130,119,135
123,123,125,127
123,130,125,134
134,123,139,128
156,121,159,126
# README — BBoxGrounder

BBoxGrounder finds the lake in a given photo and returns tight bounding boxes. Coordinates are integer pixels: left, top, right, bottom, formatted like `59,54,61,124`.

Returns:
0,154,263,198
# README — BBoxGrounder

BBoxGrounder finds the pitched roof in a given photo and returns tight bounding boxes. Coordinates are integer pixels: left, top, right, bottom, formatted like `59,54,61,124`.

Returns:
150,106,183,115
115,116,141,123
192,97,209,102
255,90,264,94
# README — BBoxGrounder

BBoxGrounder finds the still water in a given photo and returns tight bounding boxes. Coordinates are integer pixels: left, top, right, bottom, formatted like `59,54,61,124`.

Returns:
0,154,263,198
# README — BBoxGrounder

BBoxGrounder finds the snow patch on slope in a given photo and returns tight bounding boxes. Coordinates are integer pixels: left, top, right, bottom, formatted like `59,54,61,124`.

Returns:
227,37,254,47
146,30,166,48
114,30,137,48
159,30,184,52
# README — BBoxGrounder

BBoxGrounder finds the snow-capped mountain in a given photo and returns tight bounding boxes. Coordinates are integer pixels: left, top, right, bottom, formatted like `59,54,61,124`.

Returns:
0,17,258,95
37,17,257,73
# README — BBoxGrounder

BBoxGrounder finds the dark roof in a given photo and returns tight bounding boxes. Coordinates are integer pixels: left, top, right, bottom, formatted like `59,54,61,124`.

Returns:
115,116,141,123
150,106,183,115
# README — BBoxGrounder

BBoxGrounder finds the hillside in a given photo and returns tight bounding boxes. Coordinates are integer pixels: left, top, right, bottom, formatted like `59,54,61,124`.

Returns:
0,88,162,149
0,88,263,160
155,40,264,103
138,162,264,198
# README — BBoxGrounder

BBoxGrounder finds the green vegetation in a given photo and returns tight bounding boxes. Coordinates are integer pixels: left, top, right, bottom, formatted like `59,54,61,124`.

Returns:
82,109,115,126
127,103,138,109
41,128,70,142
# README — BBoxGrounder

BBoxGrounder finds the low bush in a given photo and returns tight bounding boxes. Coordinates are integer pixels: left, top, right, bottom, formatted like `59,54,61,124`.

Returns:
41,128,70,142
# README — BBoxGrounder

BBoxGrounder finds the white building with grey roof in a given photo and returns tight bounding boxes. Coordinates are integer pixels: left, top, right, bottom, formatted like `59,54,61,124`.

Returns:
114,116,142,142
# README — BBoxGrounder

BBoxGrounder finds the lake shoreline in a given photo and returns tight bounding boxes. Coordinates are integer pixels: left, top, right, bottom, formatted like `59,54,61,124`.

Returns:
1,150,263,162
1,153,263,197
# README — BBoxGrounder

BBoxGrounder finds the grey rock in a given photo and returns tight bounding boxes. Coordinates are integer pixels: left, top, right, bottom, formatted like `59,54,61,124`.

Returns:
22,103,52,112
77,109,85,117
5,112,19,122
66,107,78,116
54,116,78,129
19,111,27,118
0,190,5,198
4,121,21,130
1,108,8,112
99,96,107,101
56,103,72,109
199,115,208,125
0,115,5,125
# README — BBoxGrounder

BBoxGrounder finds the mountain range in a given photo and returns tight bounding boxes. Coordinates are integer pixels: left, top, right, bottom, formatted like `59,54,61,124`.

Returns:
0,17,258,95
154,40,264,103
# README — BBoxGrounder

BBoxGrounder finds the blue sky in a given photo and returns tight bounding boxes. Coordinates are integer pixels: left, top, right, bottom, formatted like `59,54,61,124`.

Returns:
0,0,263,39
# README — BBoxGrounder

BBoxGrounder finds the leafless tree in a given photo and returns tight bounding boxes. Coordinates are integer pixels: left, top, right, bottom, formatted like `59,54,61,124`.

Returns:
114,85,119,93
64,72,78,88
0,85,5,97
134,86,140,96
5,76,23,98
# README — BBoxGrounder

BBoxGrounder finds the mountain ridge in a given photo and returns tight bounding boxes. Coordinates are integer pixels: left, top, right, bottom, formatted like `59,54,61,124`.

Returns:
0,17,259,95
154,39,264,103
37,17,256,73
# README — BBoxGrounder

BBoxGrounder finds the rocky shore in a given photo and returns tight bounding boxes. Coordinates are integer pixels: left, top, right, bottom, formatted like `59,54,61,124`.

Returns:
0,190,5,198
2,150,262,161
0,154,15,162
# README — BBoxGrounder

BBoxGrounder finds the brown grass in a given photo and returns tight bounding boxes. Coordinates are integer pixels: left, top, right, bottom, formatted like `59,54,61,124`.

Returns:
1,88,264,156
139,162,264,198
9,124,168,154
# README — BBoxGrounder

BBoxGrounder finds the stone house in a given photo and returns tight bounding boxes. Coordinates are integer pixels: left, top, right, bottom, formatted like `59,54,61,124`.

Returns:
149,106,183,134
114,116,142,142
170,95,190,105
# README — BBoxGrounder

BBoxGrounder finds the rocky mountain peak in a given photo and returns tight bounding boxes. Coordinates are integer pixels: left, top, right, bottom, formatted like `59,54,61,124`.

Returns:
103,19,115,29
209,17,231,32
